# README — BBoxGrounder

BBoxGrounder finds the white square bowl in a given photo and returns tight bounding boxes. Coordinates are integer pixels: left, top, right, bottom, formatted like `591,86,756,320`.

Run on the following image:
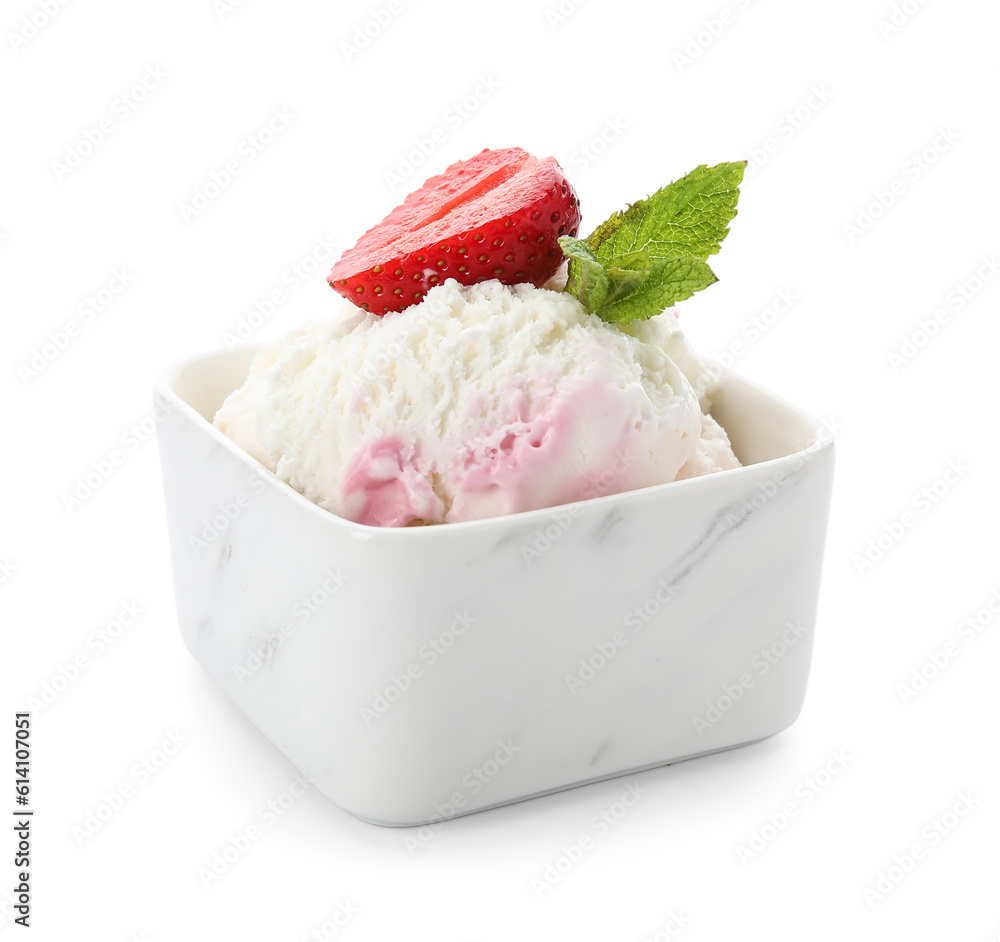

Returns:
155,346,834,827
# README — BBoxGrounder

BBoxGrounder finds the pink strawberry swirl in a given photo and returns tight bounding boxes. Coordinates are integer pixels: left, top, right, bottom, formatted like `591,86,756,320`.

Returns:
340,375,699,527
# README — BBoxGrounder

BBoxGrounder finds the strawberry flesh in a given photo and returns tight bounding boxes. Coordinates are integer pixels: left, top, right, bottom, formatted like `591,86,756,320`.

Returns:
328,147,582,314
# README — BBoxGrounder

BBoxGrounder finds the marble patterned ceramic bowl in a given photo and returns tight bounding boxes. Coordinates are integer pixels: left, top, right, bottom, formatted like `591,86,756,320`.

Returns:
155,346,834,827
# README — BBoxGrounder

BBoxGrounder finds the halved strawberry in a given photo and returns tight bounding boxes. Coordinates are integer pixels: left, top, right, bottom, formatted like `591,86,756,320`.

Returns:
328,147,582,314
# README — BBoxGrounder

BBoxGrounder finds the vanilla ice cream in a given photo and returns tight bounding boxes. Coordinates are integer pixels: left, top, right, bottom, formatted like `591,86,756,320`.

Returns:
214,278,740,526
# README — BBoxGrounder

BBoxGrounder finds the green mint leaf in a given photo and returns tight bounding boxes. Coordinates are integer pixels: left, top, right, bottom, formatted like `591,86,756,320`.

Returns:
557,160,744,326
558,235,609,312
598,256,718,325
603,265,649,306
587,161,746,266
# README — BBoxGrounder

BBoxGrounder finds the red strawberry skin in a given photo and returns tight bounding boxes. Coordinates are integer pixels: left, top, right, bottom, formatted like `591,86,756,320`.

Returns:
328,147,582,314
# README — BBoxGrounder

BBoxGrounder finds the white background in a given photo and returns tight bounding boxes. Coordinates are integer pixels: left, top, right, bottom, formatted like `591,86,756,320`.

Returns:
3,0,999,938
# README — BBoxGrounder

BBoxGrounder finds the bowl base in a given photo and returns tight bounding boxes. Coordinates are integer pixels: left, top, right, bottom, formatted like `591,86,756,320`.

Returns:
348,734,774,828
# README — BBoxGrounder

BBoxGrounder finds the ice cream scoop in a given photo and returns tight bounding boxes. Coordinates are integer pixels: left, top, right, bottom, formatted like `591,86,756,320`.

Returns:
214,278,739,526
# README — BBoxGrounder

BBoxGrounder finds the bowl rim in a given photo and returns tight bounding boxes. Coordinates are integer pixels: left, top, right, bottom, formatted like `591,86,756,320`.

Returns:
154,346,835,542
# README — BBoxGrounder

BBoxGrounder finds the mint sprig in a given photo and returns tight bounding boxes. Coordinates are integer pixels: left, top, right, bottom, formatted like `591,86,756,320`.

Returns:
560,160,745,325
